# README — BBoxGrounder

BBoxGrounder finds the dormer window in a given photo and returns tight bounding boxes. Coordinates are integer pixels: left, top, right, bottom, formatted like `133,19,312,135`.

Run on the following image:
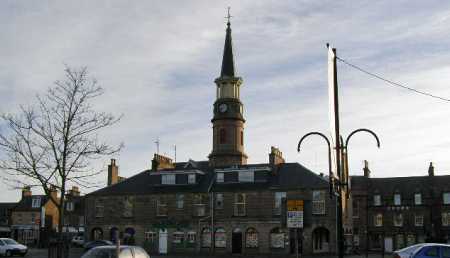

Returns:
32,198,41,208
443,192,450,205
414,193,422,205
394,193,401,206
161,174,175,185
239,171,254,183
188,174,196,184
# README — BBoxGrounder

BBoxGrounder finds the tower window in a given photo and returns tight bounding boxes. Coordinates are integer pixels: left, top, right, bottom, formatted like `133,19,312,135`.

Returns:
240,131,243,145
219,128,227,144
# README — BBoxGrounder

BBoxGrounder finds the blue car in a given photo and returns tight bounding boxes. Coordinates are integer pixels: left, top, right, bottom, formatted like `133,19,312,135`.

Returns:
396,244,450,258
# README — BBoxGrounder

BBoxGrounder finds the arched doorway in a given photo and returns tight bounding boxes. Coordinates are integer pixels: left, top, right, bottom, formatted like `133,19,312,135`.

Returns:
312,227,330,253
232,228,242,254
91,227,103,240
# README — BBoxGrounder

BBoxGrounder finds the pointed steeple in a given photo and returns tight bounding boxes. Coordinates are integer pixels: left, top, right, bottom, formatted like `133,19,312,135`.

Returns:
220,12,236,77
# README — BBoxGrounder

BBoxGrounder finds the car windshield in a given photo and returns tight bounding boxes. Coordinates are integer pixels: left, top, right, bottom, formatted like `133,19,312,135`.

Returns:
398,244,425,253
3,239,18,245
82,248,118,258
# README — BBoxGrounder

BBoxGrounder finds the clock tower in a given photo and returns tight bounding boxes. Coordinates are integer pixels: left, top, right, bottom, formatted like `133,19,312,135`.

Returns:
209,18,248,167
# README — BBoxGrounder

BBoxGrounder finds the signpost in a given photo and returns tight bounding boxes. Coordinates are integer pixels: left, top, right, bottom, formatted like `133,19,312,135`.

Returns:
287,200,303,258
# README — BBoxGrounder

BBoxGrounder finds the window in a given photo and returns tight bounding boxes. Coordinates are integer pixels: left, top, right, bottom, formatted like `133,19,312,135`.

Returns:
442,212,450,226
66,202,74,212
312,190,326,215
156,197,167,216
161,174,175,185
246,228,258,248
79,216,85,226
270,228,285,248
234,193,246,216
215,193,224,209
373,194,381,206
95,199,104,218
393,213,403,227
238,171,254,182
172,232,184,244
396,234,405,250
353,199,359,218
123,197,133,218
176,194,184,209
187,232,196,244
217,173,224,183
240,131,243,145
215,228,226,248
274,192,286,215
193,194,206,217
406,234,415,247
144,231,157,242
374,213,383,227
188,174,196,184
32,198,41,208
443,192,450,205
415,193,422,205
425,246,440,257
394,193,401,206
219,128,227,144
31,213,35,224
415,214,424,227
201,228,211,247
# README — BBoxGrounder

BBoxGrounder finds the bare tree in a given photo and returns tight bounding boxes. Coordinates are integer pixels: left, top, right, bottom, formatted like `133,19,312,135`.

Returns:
0,66,122,240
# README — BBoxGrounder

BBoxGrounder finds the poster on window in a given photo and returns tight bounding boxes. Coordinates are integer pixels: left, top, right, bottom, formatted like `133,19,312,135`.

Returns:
287,200,304,228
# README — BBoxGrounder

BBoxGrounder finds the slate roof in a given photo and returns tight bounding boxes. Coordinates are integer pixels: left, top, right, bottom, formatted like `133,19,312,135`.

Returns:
220,21,236,77
88,161,329,196
13,195,48,211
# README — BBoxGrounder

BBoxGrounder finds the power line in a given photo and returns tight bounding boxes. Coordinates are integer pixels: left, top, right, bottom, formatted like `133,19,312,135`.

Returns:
336,56,450,103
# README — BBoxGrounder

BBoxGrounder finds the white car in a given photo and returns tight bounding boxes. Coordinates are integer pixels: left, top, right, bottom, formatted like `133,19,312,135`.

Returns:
71,236,84,247
0,238,28,257
81,245,150,258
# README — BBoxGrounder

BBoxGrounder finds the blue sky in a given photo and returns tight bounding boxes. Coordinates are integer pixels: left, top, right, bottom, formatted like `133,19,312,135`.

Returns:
1,1,450,201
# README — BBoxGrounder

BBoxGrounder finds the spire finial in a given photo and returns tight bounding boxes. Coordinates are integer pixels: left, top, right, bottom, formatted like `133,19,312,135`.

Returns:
225,7,232,26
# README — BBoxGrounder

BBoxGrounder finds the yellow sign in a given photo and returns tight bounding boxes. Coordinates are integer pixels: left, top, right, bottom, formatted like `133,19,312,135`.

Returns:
287,200,304,211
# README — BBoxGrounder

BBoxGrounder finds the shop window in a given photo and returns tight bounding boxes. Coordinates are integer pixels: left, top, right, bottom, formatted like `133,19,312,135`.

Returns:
312,190,326,215
374,213,383,227
246,228,258,248
215,193,224,209
201,228,211,247
270,228,285,249
234,193,246,216
274,192,286,215
176,194,184,209
215,228,227,248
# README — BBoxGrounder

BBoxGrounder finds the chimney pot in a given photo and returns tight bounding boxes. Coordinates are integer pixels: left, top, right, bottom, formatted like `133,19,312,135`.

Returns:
428,162,435,176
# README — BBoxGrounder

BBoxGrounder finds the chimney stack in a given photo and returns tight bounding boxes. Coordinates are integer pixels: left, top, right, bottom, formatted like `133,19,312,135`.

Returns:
363,160,371,178
269,146,285,167
108,159,119,186
151,154,175,171
428,162,434,177
68,186,80,196
22,186,32,198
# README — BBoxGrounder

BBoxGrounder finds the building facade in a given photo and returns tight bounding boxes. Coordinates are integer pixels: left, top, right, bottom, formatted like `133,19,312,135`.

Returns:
351,162,450,253
0,202,16,238
85,20,338,256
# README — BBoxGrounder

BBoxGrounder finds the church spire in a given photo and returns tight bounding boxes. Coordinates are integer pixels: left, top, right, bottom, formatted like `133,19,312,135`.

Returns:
220,7,236,77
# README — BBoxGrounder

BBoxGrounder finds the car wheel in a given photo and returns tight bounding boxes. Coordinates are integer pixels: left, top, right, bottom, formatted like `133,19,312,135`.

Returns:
5,250,11,257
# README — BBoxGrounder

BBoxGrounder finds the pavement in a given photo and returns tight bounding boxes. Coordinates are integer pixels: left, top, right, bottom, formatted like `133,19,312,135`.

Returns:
26,248,392,258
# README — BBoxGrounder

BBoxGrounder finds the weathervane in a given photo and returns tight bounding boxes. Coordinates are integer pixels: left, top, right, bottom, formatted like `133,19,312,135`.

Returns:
225,7,232,25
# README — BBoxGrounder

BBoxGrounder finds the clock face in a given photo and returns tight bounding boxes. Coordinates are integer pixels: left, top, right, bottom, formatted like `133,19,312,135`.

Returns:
219,103,228,113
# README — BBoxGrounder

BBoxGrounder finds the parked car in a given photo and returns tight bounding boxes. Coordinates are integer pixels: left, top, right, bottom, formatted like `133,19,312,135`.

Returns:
71,235,84,247
83,240,114,251
0,238,28,257
81,245,150,258
393,243,450,258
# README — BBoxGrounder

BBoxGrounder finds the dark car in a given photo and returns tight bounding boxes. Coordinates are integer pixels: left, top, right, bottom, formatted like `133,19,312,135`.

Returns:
81,245,150,258
83,240,114,251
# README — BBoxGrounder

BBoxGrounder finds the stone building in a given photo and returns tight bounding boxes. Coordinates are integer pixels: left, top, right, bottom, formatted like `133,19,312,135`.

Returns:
62,186,85,237
85,19,338,256
0,202,16,237
351,161,450,253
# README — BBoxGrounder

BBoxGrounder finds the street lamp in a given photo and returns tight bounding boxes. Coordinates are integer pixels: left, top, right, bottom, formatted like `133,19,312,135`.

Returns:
298,128,380,258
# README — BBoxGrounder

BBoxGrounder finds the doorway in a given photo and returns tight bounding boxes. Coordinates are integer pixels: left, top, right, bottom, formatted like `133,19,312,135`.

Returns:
159,229,168,254
290,229,302,254
232,228,242,254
